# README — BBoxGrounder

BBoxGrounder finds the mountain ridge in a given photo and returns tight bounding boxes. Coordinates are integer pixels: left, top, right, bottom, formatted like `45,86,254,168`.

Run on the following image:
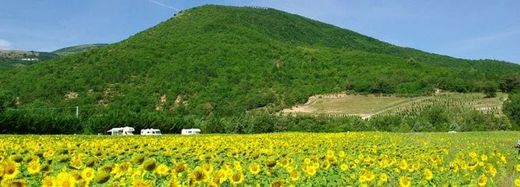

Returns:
0,44,108,69
0,50,57,69
53,43,108,56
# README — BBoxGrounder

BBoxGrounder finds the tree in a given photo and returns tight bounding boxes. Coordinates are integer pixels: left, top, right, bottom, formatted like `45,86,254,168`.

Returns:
500,75,520,93
504,93,520,129
344,80,354,91
406,57,420,66
482,83,497,98
0,91,15,114
370,79,393,94
0,97,4,114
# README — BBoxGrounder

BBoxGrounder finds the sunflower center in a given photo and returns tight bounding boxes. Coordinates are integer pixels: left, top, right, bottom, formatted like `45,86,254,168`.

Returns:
195,171,204,181
7,167,15,174
232,174,241,181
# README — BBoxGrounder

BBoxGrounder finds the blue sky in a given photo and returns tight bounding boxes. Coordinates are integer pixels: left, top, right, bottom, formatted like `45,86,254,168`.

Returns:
1,0,519,63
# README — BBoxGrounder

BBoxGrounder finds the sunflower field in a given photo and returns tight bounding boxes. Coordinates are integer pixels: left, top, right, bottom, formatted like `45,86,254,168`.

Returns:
1,132,520,186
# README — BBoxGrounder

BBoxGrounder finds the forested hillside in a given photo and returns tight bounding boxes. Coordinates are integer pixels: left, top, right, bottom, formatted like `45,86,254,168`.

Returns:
0,5,519,134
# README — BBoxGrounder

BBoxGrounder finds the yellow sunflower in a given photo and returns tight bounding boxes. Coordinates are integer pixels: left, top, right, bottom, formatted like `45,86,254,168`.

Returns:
364,171,375,182
43,149,55,159
202,163,214,174
480,154,488,162
81,167,95,182
321,160,331,170
424,168,433,181
141,159,157,172
304,165,316,176
234,161,243,171
340,163,349,171
190,167,208,183
132,178,153,187
338,151,346,158
230,171,244,185
303,158,311,165
399,160,409,170
0,163,4,177
379,173,389,184
399,176,412,187
248,162,261,175
3,160,20,179
290,169,299,181
477,175,487,187
514,178,520,187
270,179,284,187
4,179,28,187
41,176,55,187
155,164,169,176
209,182,221,187
27,160,41,175
174,162,187,173
212,169,228,184
56,171,77,187
167,177,182,187
69,155,83,169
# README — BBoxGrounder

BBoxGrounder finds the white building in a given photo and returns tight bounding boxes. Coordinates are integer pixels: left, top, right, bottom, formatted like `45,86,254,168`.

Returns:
107,127,135,135
20,58,39,61
181,128,201,135
141,128,162,135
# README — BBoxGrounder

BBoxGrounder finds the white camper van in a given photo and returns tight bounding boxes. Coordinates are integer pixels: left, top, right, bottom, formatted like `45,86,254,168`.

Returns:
107,127,135,136
141,128,162,135
181,128,201,135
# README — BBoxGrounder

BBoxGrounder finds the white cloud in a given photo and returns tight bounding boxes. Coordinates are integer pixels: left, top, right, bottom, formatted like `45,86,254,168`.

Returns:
0,39,11,50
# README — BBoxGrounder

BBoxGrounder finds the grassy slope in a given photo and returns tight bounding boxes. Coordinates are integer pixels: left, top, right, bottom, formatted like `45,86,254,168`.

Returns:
0,5,519,118
282,94,414,115
282,92,507,118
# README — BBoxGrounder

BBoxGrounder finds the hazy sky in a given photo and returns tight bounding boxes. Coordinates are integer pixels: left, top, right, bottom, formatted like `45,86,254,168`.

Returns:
1,0,519,63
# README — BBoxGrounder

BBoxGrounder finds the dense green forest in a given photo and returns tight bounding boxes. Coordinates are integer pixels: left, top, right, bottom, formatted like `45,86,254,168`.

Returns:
0,5,519,134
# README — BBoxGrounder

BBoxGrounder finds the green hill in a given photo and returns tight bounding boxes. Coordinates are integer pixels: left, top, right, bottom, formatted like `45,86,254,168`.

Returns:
0,5,519,134
53,44,108,56
0,50,58,69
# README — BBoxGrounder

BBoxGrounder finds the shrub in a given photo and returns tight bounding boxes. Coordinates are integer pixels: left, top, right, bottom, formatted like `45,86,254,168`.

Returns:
504,93,520,129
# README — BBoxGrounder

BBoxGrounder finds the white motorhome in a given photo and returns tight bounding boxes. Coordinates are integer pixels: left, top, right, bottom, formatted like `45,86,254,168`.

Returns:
141,128,162,135
107,127,135,136
181,128,201,135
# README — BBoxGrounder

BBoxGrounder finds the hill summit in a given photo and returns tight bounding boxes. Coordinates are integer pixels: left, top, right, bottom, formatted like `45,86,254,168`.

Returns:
0,5,519,133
